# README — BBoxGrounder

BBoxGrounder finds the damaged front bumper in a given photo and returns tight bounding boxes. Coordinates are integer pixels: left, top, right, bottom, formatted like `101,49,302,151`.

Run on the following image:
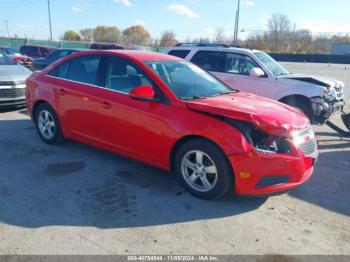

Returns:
310,96,345,124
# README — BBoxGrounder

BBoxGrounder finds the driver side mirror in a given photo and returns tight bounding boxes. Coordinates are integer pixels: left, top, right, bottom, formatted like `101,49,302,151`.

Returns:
250,68,265,78
129,85,156,101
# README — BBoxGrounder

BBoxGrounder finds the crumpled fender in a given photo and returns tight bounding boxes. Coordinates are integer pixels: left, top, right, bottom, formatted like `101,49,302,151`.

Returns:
186,99,309,137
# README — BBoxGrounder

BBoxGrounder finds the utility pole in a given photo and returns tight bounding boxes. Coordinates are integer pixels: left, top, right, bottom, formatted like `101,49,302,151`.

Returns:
233,0,240,45
4,20,9,37
47,0,53,40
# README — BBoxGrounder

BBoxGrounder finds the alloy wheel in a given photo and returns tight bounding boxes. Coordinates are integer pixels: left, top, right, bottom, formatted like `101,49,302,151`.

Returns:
38,110,56,140
181,150,218,192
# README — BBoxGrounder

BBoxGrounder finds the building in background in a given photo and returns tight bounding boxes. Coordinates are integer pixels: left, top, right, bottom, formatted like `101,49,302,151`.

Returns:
330,43,350,55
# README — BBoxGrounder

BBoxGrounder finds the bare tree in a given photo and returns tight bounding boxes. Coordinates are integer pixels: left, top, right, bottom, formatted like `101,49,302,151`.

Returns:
267,13,291,52
290,29,312,53
310,36,332,54
215,28,226,43
160,30,177,47
80,28,94,42
244,34,267,50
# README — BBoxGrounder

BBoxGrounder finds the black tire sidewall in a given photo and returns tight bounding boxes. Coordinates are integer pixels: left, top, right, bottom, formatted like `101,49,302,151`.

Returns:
174,139,233,199
35,103,63,144
285,100,314,123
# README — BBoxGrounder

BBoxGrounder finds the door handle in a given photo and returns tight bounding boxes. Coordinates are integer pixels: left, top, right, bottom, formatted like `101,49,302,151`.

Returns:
102,101,112,109
58,88,66,95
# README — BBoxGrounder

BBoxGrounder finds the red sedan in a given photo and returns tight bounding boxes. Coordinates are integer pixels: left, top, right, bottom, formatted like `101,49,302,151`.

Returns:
26,50,318,199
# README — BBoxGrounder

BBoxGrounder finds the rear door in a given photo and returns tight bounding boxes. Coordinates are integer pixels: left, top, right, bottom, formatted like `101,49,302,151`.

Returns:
47,55,102,140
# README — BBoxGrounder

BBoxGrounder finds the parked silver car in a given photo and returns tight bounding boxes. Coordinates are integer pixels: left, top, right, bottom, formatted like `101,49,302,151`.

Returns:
0,53,31,108
167,44,345,125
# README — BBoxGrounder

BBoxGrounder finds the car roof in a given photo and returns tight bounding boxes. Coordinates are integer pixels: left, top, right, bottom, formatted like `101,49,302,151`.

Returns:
168,46,261,55
53,48,86,51
78,50,182,62
21,45,56,49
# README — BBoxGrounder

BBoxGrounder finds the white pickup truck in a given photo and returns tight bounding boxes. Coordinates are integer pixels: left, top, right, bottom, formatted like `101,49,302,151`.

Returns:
166,44,346,125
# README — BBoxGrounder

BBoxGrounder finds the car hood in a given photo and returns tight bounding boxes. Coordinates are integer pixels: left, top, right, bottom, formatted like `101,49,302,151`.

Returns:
11,53,28,58
280,74,341,89
0,65,31,80
186,92,310,137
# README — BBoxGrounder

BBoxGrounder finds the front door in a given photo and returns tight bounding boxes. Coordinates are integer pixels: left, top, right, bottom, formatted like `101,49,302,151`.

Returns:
95,55,170,164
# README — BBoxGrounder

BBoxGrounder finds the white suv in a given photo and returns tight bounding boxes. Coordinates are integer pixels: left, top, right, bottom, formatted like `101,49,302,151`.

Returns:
166,44,345,124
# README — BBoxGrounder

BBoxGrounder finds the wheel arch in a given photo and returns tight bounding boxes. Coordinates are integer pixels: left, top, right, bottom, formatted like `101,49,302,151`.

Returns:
279,94,315,123
32,100,54,123
169,135,232,172
279,94,311,104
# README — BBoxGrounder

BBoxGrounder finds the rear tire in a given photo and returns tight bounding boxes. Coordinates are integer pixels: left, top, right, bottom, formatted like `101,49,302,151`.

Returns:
35,103,64,144
174,138,233,199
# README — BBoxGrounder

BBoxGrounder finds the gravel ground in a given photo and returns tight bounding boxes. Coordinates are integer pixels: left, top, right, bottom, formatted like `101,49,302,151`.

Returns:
0,62,349,255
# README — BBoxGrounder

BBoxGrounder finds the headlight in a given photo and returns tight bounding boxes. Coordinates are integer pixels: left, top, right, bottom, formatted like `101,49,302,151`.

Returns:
225,119,291,154
335,80,344,88
323,87,336,101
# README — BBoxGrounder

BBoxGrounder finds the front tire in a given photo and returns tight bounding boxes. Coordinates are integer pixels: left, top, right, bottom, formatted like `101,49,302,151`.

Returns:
35,103,64,144
174,138,233,199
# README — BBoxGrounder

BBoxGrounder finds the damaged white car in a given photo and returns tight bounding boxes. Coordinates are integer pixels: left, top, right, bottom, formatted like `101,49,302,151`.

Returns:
167,44,345,125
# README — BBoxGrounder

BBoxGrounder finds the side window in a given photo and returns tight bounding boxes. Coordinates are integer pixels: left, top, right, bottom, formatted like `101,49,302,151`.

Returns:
56,50,70,61
48,62,69,78
190,51,225,72
168,50,190,59
28,47,39,56
20,46,28,54
40,48,49,57
225,53,261,76
47,50,58,62
66,55,102,85
103,56,154,94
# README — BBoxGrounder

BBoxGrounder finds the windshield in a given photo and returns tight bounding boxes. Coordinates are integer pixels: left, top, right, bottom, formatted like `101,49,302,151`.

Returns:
255,52,289,76
0,53,16,65
0,47,18,55
145,61,234,100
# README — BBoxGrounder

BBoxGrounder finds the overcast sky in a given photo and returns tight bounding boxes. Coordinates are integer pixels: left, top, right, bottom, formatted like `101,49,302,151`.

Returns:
1,0,349,40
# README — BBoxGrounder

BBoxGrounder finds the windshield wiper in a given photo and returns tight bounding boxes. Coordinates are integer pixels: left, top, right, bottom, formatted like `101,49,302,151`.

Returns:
182,90,237,100
207,90,237,98
181,95,208,101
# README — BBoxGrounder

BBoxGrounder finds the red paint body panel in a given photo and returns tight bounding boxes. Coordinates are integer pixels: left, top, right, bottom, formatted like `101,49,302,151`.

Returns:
26,50,317,195
186,92,309,137
230,149,314,195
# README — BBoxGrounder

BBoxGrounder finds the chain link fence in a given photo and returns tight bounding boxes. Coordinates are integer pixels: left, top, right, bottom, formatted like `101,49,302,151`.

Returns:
0,36,167,53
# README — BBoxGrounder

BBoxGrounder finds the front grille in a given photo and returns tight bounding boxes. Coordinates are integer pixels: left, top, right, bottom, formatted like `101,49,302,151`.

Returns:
256,175,290,188
299,139,317,156
336,92,344,100
0,88,25,98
